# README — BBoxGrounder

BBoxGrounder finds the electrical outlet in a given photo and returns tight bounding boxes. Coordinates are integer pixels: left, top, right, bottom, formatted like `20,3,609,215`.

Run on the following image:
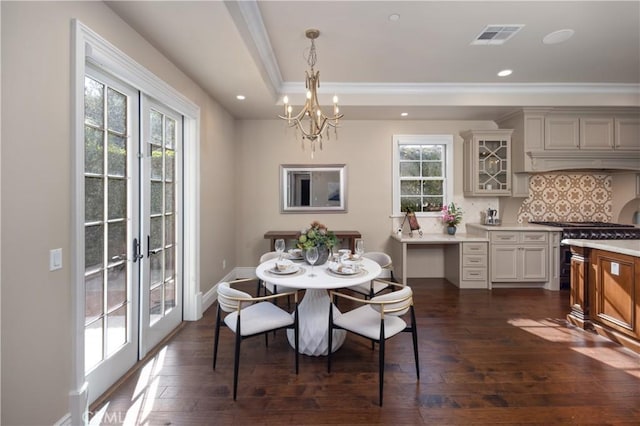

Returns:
222,259,226,269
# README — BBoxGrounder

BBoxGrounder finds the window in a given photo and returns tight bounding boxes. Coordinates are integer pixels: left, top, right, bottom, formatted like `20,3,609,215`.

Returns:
392,135,454,216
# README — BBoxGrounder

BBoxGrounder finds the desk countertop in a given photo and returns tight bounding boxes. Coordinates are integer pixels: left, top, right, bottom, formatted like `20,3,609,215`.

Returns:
390,232,488,244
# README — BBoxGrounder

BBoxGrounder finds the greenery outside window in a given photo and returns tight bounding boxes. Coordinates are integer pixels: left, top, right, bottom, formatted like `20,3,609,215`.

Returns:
393,135,454,216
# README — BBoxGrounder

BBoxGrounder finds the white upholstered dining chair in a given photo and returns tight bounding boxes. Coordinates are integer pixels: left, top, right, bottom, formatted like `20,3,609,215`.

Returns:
346,251,394,299
327,280,419,406
257,251,297,306
213,279,299,400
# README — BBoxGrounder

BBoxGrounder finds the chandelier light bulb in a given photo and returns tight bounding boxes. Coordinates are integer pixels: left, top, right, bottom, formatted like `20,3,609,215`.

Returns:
333,95,338,104
306,90,312,99
283,96,289,104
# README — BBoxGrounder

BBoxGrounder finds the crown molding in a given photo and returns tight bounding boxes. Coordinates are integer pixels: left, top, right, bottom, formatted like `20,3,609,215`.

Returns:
224,0,282,98
280,81,640,95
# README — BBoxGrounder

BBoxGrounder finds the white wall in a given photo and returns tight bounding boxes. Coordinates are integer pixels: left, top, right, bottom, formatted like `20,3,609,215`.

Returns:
235,119,500,266
1,2,236,424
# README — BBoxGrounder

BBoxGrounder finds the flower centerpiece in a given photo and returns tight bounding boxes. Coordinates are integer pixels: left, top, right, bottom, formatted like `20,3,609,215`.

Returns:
441,202,463,235
296,221,338,265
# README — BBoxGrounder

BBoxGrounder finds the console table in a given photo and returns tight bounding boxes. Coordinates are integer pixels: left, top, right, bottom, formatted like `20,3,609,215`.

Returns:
264,230,361,253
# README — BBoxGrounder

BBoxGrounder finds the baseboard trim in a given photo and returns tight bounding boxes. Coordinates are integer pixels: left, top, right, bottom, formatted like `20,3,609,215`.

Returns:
201,267,257,314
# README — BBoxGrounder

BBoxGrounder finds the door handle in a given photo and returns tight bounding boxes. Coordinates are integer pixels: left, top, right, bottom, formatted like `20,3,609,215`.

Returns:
147,235,162,257
132,238,144,262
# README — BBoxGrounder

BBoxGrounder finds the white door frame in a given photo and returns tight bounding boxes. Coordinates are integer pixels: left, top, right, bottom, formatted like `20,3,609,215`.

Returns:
71,20,201,424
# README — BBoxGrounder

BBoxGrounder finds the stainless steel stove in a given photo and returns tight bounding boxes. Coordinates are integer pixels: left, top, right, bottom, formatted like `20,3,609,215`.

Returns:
529,221,640,240
529,221,640,289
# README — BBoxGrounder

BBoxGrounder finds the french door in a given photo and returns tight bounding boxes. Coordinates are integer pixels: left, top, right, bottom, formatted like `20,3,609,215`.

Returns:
83,67,183,403
139,98,183,357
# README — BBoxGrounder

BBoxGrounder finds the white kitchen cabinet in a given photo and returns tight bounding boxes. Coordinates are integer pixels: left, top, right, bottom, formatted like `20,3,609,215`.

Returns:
580,117,614,150
545,115,579,150
498,108,640,172
460,242,488,286
461,129,512,197
489,231,548,284
545,115,614,150
615,117,640,151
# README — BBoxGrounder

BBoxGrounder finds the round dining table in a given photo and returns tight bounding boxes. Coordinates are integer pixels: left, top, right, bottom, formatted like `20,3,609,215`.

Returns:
255,257,382,356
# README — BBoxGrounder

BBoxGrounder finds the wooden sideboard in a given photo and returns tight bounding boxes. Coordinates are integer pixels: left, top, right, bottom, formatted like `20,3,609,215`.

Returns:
264,230,361,252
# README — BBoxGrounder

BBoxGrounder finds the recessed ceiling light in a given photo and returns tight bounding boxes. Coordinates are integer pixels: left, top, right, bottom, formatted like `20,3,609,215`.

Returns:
543,29,575,45
236,95,246,100
497,69,512,77
389,13,400,21
401,112,408,117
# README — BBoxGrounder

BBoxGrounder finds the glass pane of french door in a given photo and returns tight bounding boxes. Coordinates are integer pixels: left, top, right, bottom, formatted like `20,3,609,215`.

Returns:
83,69,139,403
140,98,183,357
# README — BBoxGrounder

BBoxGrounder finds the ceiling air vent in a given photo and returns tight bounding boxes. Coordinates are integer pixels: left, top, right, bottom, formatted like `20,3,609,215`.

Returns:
472,25,524,45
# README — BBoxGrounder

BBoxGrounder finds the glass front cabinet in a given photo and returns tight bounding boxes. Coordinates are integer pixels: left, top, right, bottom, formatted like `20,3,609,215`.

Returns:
461,129,513,197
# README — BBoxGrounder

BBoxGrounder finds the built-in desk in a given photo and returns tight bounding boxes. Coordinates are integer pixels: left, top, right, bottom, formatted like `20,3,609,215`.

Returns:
389,232,489,289
265,230,361,253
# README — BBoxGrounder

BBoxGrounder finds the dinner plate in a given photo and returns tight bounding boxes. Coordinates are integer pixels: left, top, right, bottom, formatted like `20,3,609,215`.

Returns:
327,265,365,276
285,253,304,261
267,265,300,275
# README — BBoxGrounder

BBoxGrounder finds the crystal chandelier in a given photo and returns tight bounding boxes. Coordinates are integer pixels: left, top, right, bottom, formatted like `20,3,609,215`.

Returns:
279,29,343,157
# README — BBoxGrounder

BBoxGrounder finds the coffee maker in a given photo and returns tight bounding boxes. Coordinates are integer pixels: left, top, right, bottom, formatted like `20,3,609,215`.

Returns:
485,208,499,225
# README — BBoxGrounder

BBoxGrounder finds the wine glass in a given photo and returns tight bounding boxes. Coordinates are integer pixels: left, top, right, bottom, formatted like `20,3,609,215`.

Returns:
306,246,319,277
355,239,365,258
275,239,285,260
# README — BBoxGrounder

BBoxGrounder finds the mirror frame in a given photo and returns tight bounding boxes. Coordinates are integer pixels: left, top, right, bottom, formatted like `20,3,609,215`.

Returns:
280,164,347,213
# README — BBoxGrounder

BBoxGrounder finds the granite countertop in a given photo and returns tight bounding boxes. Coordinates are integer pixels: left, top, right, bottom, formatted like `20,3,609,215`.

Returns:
562,239,640,257
466,223,563,232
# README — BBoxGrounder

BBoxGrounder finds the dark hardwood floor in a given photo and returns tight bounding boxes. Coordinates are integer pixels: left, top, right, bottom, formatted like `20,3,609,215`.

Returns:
90,279,640,425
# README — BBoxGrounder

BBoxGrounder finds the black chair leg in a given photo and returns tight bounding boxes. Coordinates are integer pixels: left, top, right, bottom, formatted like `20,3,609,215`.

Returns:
233,334,241,400
294,305,300,374
411,306,420,379
327,303,334,372
213,306,221,369
379,337,385,407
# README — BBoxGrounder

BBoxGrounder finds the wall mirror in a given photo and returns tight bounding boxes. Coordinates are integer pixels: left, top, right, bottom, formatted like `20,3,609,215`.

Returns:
281,164,347,213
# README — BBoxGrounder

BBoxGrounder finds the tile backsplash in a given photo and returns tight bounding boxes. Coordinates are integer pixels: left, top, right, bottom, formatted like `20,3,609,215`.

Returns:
517,173,612,223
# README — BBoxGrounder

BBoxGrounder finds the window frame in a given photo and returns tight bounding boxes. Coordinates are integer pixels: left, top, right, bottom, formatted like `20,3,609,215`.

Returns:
392,134,454,217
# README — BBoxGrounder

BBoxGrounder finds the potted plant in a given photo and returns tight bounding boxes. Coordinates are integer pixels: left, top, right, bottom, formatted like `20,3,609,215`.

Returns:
296,221,338,265
441,202,463,235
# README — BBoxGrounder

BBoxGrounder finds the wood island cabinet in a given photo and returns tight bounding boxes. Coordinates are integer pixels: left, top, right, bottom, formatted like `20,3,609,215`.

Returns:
566,242,640,354
591,249,640,341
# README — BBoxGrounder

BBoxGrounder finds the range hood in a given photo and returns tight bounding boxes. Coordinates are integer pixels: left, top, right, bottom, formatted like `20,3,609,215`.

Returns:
527,150,640,172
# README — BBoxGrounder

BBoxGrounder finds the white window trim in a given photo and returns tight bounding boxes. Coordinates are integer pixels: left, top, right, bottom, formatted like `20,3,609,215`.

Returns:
392,134,454,217
70,19,201,424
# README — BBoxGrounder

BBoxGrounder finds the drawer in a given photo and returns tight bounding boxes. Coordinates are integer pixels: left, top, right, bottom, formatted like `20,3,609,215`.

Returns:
491,232,518,243
463,242,487,254
463,254,486,267
463,268,487,281
521,232,548,243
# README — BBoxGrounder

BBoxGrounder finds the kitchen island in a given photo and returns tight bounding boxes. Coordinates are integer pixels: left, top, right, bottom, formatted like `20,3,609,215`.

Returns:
563,238,640,354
